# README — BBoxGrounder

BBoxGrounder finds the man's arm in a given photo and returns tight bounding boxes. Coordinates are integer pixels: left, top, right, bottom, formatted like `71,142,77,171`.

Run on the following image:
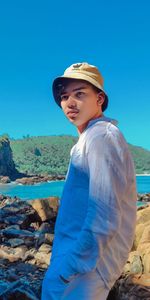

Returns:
59,127,134,282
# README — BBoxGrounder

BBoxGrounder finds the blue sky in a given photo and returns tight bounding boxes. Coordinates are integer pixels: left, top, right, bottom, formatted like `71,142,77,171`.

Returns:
0,0,150,150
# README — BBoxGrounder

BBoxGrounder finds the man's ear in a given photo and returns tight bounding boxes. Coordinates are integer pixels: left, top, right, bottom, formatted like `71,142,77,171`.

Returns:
97,92,105,106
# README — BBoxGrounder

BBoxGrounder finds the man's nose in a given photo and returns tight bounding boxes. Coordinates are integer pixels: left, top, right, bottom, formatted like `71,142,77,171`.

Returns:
67,95,76,107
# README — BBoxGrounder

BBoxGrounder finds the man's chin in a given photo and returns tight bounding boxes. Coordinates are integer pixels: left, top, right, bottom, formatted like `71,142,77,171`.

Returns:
67,117,79,125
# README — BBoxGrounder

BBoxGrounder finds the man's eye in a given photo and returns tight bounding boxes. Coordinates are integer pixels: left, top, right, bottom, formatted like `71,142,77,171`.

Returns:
60,95,68,101
76,92,85,98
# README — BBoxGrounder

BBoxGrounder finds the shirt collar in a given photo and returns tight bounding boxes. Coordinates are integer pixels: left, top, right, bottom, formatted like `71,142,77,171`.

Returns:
86,115,118,130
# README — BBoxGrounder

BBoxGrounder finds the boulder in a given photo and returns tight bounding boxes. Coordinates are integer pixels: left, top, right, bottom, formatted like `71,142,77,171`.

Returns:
123,251,143,274
137,225,150,255
0,260,45,300
1,200,41,229
137,193,150,203
0,176,11,183
133,220,150,249
112,274,150,299
142,248,150,274
0,137,19,180
136,205,150,225
0,196,57,299
0,245,28,262
29,197,59,221
15,175,65,185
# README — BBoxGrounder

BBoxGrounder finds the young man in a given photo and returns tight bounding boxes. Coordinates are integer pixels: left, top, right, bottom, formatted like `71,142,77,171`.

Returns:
42,62,137,300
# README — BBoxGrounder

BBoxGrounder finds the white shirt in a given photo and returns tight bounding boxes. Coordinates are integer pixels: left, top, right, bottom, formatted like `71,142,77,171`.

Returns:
51,116,137,289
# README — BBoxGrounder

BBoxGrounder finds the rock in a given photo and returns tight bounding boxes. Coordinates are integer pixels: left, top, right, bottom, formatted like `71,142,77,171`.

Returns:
7,238,25,247
137,193,150,203
0,281,8,296
136,205,150,225
0,176,11,183
1,195,149,299
143,248,150,273
38,222,52,233
132,273,150,287
0,279,40,300
0,196,55,299
113,274,150,299
44,233,54,245
34,232,54,248
139,224,150,245
15,174,65,185
0,137,19,180
110,204,150,299
23,248,37,261
38,243,52,254
24,245,51,268
1,227,37,239
29,197,59,221
0,259,46,299
137,224,150,255
0,245,28,262
130,254,144,275
34,250,51,268
124,251,144,274
133,223,146,249
0,194,20,208
1,201,42,229
15,176,44,185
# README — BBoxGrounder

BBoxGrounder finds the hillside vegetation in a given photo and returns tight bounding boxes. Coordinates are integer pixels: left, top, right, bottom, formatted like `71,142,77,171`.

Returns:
128,144,150,174
9,136,150,176
10,136,77,175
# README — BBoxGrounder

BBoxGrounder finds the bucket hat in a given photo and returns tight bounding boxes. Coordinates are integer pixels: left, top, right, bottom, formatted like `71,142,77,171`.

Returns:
52,62,108,111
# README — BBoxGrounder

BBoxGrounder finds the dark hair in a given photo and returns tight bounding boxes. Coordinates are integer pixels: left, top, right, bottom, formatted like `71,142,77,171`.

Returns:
56,78,108,112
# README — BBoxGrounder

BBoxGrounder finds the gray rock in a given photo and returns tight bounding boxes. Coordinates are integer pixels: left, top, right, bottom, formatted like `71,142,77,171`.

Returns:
7,238,25,247
1,228,36,239
130,255,143,274
38,222,52,233
38,243,51,254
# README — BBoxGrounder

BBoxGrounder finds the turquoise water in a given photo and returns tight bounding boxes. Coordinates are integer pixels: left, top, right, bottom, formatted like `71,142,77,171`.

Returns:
0,176,149,201
136,175,150,193
0,181,64,200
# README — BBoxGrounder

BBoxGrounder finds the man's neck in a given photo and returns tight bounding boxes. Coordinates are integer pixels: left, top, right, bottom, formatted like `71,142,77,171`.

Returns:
77,113,103,135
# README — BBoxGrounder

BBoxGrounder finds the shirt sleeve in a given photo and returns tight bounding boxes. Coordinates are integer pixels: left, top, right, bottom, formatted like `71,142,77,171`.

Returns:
59,125,131,282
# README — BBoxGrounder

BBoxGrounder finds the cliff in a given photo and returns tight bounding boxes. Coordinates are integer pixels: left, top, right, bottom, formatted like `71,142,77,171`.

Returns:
0,136,19,180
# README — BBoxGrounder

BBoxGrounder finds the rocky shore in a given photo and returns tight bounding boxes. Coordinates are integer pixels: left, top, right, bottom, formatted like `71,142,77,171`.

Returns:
137,193,150,203
0,194,150,299
0,175,65,185
0,195,58,299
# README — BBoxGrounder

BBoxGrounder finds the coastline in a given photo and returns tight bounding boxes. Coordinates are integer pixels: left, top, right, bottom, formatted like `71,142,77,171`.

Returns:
136,174,150,176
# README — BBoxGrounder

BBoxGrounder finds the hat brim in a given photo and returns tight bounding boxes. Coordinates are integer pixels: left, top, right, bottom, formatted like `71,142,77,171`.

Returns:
52,74,108,109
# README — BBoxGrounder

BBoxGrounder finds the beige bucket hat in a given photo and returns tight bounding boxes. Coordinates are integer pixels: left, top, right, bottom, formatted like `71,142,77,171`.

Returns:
52,62,108,111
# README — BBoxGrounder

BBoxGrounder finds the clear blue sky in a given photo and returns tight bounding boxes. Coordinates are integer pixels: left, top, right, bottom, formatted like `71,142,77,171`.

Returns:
0,0,150,150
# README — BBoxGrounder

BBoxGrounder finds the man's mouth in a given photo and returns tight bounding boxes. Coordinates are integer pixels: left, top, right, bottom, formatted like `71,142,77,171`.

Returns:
67,110,79,117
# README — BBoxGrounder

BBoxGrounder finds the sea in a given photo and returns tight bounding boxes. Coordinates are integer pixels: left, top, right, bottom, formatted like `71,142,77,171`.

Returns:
0,176,150,206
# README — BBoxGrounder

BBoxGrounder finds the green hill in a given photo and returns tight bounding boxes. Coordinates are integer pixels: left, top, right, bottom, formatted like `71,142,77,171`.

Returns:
128,144,150,174
10,135,77,176
9,135,150,176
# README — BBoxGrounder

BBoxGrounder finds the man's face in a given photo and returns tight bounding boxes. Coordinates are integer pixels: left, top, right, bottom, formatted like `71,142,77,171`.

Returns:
60,80,104,132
